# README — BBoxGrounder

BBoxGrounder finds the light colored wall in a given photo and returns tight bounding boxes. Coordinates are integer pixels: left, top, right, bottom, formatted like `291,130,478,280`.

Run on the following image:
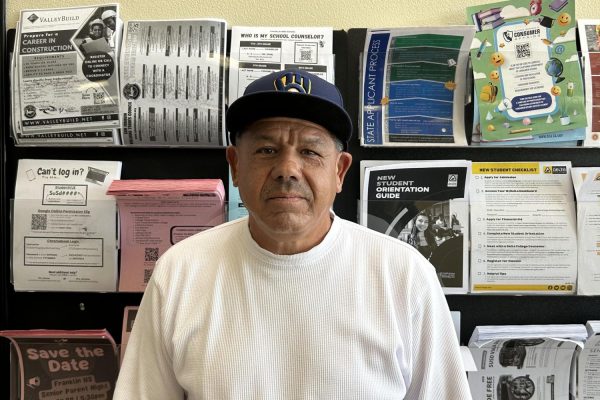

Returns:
7,0,600,30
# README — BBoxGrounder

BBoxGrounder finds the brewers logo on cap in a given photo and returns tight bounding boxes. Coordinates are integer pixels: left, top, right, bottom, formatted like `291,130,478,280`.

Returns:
274,71,311,94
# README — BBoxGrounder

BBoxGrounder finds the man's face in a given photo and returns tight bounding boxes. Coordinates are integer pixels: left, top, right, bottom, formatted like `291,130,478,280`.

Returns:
226,117,352,254
103,17,116,30
90,25,103,39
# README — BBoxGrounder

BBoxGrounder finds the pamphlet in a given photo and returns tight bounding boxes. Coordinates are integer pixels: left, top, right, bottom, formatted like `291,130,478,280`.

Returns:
119,19,227,146
470,161,577,294
12,159,122,292
577,19,600,147
467,0,587,143
468,336,579,400
360,27,474,146
16,5,121,135
0,329,119,400
107,179,226,292
571,167,600,295
578,321,600,399
120,306,138,364
228,26,334,111
360,160,471,293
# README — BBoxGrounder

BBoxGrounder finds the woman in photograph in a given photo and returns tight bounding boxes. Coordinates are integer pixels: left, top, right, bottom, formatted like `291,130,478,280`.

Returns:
407,212,437,260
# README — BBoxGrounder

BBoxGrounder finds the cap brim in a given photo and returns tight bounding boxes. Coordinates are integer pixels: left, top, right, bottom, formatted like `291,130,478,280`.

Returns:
226,91,352,149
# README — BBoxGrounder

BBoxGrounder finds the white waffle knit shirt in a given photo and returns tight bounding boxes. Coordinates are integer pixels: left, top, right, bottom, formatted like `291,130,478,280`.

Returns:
114,215,471,399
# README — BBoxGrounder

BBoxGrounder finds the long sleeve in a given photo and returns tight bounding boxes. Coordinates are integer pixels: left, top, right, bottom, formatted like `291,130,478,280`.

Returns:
113,277,185,399
403,263,472,399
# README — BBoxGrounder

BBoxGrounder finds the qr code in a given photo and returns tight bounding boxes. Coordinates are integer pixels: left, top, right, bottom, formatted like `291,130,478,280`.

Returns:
93,92,105,105
31,214,47,230
515,43,531,59
300,50,313,62
143,269,153,284
144,247,159,262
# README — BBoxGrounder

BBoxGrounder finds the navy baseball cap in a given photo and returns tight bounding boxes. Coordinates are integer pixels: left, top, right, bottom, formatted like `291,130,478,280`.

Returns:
226,69,352,150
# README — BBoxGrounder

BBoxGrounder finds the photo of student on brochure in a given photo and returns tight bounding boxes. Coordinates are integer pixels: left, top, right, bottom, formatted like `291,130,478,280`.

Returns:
360,160,470,293
466,0,587,144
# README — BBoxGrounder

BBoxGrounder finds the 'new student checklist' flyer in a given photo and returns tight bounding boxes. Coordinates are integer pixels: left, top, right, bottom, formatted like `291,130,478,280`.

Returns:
467,0,587,143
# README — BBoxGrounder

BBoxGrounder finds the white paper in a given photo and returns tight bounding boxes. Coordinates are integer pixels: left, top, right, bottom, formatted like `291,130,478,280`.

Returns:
470,161,577,294
228,26,334,107
12,159,121,291
17,5,121,135
119,19,227,146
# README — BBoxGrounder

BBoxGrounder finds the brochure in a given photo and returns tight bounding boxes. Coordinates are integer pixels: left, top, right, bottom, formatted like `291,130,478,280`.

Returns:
107,179,226,292
360,160,471,293
120,306,138,364
360,27,474,146
468,336,579,400
578,321,600,400
577,19,600,147
12,159,122,292
467,0,587,143
119,19,227,146
228,25,335,108
0,329,119,400
470,161,577,294
571,167,600,295
16,5,121,135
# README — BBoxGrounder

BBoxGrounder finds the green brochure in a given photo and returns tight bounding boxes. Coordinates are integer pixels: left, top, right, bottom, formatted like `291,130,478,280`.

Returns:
467,0,587,142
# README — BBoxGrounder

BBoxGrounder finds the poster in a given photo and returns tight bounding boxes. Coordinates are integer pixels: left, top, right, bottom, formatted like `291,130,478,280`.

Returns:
467,0,587,143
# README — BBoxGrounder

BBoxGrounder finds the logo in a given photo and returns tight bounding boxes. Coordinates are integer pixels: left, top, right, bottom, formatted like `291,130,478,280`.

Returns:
544,165,567,174
27,13,39,23
24,105,36,119
503,30,513,42
447,174,458,187
274,71,311,94
123,83,141,100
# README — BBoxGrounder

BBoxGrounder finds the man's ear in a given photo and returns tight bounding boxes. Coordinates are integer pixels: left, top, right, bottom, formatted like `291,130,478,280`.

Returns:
335,151,353,193
225,146,239,187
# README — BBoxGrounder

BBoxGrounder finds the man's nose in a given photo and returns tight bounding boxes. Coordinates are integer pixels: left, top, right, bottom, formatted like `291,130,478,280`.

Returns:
271,151,301,181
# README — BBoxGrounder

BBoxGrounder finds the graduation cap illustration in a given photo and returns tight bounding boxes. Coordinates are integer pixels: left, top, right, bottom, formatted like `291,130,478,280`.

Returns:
537,15,555,28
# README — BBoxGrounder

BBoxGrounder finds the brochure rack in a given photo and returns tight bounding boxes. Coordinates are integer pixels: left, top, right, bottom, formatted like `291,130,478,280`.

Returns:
1,11,600,397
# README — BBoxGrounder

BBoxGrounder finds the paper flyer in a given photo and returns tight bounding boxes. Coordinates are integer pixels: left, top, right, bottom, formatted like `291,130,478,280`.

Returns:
0,330,118,400
119,19,227,146
16,5,120,135
12,159,122,292
228,26,334,109
360,160,471,293
360,27,474,146
571,167,600,295
578,19,600,147
467,0,587,143
470,161,577,294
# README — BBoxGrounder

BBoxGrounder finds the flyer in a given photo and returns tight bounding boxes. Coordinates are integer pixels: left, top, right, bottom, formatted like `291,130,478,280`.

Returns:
107,179,226,292
571,167,600,295
360,160,471,293
360,27,474,146
119,19,227,146
16,5,121,135
578,19,600,147
470,161,577,294
228,26,334,111
467,0,587,143
468,337,578,400
0,330,118,400
12,159,121,292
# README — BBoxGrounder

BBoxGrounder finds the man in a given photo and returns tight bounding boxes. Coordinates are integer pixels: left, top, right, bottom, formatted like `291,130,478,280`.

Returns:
114,69,471,399
101,9,118,48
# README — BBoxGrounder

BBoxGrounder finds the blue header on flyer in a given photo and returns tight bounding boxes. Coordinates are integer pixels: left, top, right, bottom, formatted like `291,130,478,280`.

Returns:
362,33,389,145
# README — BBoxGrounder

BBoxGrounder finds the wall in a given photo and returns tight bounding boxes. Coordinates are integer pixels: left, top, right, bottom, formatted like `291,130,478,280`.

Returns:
6,0,600,30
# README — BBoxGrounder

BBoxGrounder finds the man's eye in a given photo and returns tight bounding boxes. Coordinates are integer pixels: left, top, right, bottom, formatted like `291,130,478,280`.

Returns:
257,147,276,155
301,149,320,156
